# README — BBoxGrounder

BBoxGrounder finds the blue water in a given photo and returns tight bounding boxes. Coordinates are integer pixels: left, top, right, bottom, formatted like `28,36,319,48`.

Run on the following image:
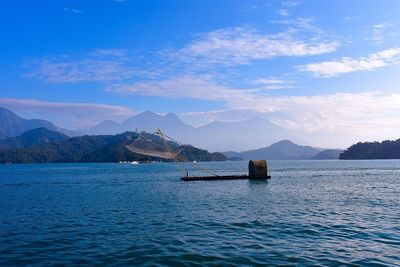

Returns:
1,160,400,266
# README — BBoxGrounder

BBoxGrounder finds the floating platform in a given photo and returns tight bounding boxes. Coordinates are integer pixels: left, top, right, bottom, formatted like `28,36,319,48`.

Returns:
181,175,271,182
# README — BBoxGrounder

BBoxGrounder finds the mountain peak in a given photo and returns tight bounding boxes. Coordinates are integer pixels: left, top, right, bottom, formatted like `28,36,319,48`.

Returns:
0,106,20,119
20,127,67,138
224,139,320,160
0,106,59,137
164,112,178,119
163,112,183,123
0,127,69,150
273,140,295,146
0,129,7,139
0,106,14,113
138,111,160,117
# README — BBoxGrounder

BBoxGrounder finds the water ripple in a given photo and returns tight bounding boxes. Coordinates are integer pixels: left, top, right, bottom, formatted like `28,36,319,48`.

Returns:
1,161,400,265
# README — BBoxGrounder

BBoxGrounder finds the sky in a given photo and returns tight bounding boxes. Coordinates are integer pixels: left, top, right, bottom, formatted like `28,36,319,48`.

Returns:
1,0,400,148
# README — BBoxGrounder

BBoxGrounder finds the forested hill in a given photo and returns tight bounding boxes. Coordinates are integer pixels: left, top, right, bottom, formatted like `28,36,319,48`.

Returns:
0,127,69,150
0,132,227,163
339,139,400,159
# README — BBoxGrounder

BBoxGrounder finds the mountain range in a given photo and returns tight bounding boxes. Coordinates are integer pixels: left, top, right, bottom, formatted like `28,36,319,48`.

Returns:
0,107,77,138
0,125,341,162
86,110,303,151
223,140,340,160
0,106,341,158
0,130,227,164
2,107,294,151
2,106,398,161
0,107,60,137
0,127,69,150
88,111,193,136
0,129,6,139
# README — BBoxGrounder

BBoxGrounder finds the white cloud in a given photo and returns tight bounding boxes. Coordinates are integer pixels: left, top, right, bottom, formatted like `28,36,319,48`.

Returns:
180,109,268,126
64,7,83,14
0,98,135,129
277,0,301,17
179,92,400,147
89,48,126,57
172,26,340,66
106,75,255,104
251,78,294,90
258,85,294,91
27,49,138,83
371,22,399,45
27,21,338,83
278,9,290,16
245,5,259,11
281,0,301,8
254,92,400,134
3,83,400,148
298,47,400,77
251,78,287,84
107,74,400,147
344,16,358,21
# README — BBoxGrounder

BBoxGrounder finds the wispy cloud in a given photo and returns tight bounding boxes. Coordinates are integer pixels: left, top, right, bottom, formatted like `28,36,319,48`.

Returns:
27,19,338,84
251,77,294,90
281,0,301,8
371,22,399,45
277,0,301,17
0,98,135,129
171,25,339,67
251,78,287,85
89,48,126,57
27,49,141,83
254,92,400,133
277,9,290,17
298,47,400,77
107,75,255,104
258,85,293,90
245,5,259,11
64,7,83,14
3,87,400,148
344,16,358,21
180,109,267,126
180,92,400,147
106,73,400,146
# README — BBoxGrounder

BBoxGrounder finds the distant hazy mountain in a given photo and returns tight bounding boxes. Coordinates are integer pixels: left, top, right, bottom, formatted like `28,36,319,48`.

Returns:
0,129,7,140
122,111,194,135
190,118,300,151
312,149,343,160
88,112,298,151
0,131,227,163
0,106,81,138
340,139,400,159
0,107,60,137
223,140,322,160
0,127,69,150
87,111,193,135
88,120,123,135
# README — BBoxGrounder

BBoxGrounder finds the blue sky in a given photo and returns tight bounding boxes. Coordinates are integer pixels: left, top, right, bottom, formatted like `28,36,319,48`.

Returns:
1,0,400,147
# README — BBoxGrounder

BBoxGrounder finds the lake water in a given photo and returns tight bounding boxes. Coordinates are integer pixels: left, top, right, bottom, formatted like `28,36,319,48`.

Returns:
1,160,400,266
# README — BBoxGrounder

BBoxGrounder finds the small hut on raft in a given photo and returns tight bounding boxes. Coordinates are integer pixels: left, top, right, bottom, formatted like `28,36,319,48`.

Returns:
248,160,268,178
181,159,271,181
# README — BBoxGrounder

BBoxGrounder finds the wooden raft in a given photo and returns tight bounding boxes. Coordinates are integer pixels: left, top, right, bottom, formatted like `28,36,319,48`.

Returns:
181,160,271,182
181,174,271,181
